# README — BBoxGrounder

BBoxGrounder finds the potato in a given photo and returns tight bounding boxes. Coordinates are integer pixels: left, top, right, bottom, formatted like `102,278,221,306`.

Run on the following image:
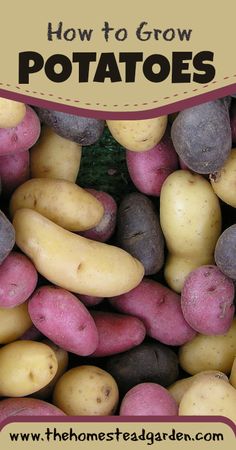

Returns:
36,108,104,145
0,98,26,128
0,340,58,397
0,151,29,197
20,324,43,341
30,125,82,182
119,383,178,416
0,251,38,308
106,116,168,152
160,170,221,292
181,265,235,335
78,294,104,307
214,225,236,279
169,370,229,405
28,286,98,356
13,209,144,297
126,131,179,196
33,340,69,400
116,193,164,275
179,318,236,375
179,376,236,422
10,178,104,232
0,302,32,344
0,211,15,264
53,366,119,415
110,278,196,346
105,341,179,395
80,189,117,242
229,357,236,388
90,311,146,357
171,100,232,174
210,149,236,207
230,100,236,143
0,397,66,420
0,106,40,156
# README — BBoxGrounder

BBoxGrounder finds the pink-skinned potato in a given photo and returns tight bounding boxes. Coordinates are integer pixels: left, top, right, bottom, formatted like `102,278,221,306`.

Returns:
0,151,29,197
0,106,40,155
0,397,65,420
91,311,146,357
28,286,99,356
80,189,117,242
77,294,104,307
0,251,38,308
109,278,196,346
119,382,178,416
181,265,235,335
126,132,179,196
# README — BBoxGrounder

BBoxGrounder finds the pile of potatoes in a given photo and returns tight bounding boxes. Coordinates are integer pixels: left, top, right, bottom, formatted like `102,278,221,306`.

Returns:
0,96,236,423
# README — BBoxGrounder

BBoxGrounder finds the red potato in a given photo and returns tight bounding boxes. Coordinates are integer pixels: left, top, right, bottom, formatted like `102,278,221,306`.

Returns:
119,383,178,416
0,106,40,156
78,294,104,307
109,278,196,346
80,189,117,242
126,132,179,196
0,151,29,197
181,265,235,335
90,311,146,357
0,251,38,308
0,397,65,420
28,286,99,356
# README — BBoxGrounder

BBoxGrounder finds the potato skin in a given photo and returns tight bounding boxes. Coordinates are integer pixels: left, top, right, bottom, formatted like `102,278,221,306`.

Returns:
110,278,196,346
126,132,179,196
119,383,178,416
0,211,15,264
0,340,58,397
105,341,179,394
0,151,29,197
90,311,146,357
179,318,236,375
30,125,82,182
0,251,38,308
10,178,104,232
210,149,236,207
181,265,235,335
117,193,164,275
0,99,26,128
36,108,104,146
230,357,236,388
28,286,98,356
0,397,66,420
171,100,232,174
13,209,144,297
106,117,167,152
0,302,32,344
53,366,119,415
160,170,221,292
214,225,236,279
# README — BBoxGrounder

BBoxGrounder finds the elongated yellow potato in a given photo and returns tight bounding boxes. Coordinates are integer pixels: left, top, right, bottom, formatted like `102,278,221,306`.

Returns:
0,340,58,397
30,126,82,182
106,117,167,152
10,178,104,231
0,98,26,128
160,170,221,292
13,209,144,297
179,376,236,423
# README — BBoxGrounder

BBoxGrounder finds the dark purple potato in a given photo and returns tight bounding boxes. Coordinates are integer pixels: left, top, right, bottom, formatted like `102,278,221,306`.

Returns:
0,211,15,264
215,225,236,280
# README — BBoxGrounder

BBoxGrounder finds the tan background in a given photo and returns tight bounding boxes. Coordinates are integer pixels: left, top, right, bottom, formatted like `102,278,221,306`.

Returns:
1,0,235,113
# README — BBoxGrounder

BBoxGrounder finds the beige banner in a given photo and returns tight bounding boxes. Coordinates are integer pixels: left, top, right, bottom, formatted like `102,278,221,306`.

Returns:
0,420,235,450
0,0,236,115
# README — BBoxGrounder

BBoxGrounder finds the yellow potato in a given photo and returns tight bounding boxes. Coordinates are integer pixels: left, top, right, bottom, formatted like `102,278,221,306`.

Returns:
0,98,26,128
106,117,167,152
53,365,119,415
0,340,58,397
160,170,221,292
229,357,236,388
0,302,32,344
30,126,82,182
168,371,229,405
13,208,144,297
34,340,69,399
179,318,236,375
179,376,236,423
10,178,104,232
210,148,236,207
